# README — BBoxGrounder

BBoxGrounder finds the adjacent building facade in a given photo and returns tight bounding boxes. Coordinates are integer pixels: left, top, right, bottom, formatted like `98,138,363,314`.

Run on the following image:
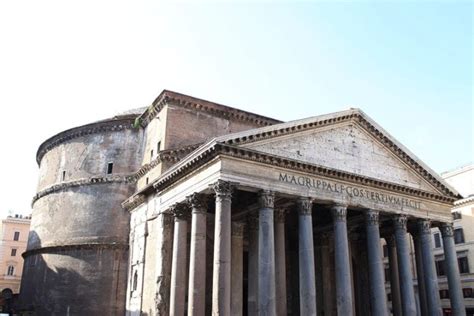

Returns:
19,90,467,315
0,214,31,294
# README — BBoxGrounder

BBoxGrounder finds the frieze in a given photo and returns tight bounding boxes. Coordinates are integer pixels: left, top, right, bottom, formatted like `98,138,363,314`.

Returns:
279,172,422,211
440,222,454,238
33,174,135,207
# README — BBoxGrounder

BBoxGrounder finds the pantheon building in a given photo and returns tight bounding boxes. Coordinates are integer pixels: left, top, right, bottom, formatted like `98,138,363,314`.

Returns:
20,90,466,316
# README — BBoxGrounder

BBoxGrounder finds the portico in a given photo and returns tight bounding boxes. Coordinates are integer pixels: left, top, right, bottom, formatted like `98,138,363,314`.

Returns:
125,109,463,315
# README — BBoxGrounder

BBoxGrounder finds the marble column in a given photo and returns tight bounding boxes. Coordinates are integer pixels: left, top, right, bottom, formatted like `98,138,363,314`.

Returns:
418,219,442,316
332,204,353,316
247,214,259,316
321,234,334,316
169,203,190,316
231,222,245,316
155,211,174,316
393,215,416,316
297,197,317,315
274,208,287,316
440,223,466,316
187,193,208,316
258,190,276,315
211,180,233,315
365,210,388,316
386,235,402,316
412,231,428,316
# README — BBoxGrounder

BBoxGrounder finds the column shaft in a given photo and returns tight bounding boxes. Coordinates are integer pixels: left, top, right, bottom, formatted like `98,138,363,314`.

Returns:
274,209,287,316
332,205,353,316
386,236,402,316
393,215,417,316
231,223,244,316
298,198,317,315
258,190,276,315
170,204,189,316
211,180,232,315
441,223,466,316
418,219,442,316
412,233,428,316
247,215,259,316
365,210,388,316
187,194,207,316
155,212,174,316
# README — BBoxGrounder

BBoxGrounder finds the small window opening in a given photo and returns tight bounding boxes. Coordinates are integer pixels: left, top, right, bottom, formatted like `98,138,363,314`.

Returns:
107,162,114,175
62,170,66,181
133,270,138,291
11,249,17,256
7,266,14,276
13,231,19,241
157,141,161,152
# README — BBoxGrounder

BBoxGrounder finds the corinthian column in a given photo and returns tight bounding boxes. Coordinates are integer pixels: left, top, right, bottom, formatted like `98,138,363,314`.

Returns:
411,229,428,316
365,210,388,316
247,214,258,316
169,203,190,316
231,222,245,316
332,204,353,316
258,190,276,315
440,223,466,316
211,180,233,315
297,197,316,315
187,193,208,316
274,208,287,316
417,219,442,316
393,215,416,316
386,235,402,316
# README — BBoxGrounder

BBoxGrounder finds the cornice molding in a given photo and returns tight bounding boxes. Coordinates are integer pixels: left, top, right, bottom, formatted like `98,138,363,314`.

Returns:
122,194,146,211
32,174,135,207
36,117,137,165
152,142,456,204
138,90,281,128
22,242,128,258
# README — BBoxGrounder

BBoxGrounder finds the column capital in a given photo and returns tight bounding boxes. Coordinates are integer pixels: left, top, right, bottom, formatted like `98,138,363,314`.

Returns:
258,190,275,208
393,214,408,231
186,193,208,214
440,222,454,237
274,208,287,223
296,197,313,215
365,209,380,225
170,203,191,220
232,222,245,237
161,211,175,228
210,180,233,198
417,218,432,235
331,204,347,222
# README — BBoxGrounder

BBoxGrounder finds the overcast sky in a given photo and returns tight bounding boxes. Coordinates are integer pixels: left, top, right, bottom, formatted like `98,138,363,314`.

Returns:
0,0,472,218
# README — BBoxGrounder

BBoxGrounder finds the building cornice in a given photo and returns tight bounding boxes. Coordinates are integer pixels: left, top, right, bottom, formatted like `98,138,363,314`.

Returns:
137,90,282,128
453,195,474,207
36,116,137,166
151,142,456,205
32,174,135,207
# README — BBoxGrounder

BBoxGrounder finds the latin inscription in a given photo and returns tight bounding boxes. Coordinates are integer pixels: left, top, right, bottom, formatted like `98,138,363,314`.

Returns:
279,173,421,210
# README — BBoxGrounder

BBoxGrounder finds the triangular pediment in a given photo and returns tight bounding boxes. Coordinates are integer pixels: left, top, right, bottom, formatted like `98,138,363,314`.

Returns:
215,109,459,198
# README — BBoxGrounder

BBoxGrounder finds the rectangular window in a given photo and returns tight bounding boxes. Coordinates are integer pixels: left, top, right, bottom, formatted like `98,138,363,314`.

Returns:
11,249,16,256
157,141,161,152
454,228,465,244
452,212,462,220
463,288,474,298
383,244,388,257
434,233,441,248
439,289,449,299
13,231,20,241
107,162,113,175
62,170,66,181
436,260,446,276
458,257,469,274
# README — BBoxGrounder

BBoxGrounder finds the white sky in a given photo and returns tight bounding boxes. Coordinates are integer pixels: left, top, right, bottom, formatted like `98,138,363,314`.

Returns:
0,1,472,218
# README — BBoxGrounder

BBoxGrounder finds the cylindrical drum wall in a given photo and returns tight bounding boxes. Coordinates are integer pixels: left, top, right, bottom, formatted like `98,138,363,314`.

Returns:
20,117,143,315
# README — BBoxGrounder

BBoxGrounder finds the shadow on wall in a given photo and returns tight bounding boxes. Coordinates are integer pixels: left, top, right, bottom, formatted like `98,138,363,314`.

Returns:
18,230,94,316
